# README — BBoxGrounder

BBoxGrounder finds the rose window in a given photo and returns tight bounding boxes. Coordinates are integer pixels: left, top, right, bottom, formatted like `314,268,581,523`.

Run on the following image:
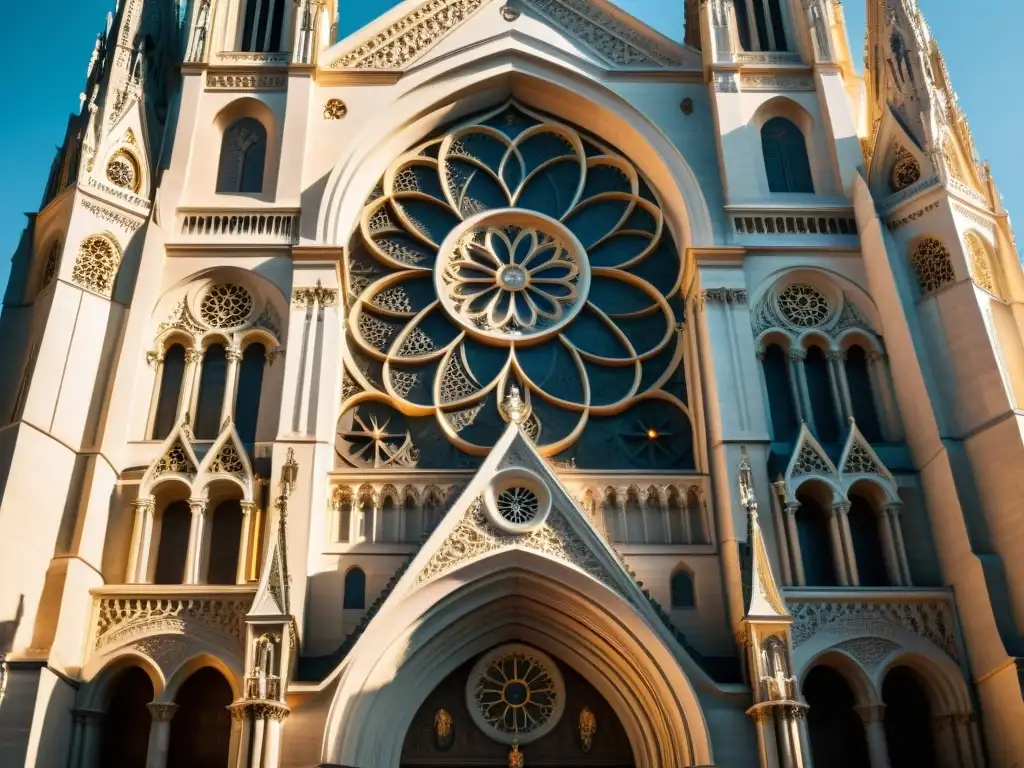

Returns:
495,487,540,525
340,102,691,466
777,284,829,328
467,645,565,745
199,283,254,329
106,152,139,191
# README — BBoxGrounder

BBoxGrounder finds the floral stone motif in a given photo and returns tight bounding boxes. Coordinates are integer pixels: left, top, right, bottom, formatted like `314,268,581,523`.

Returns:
343,101,686,458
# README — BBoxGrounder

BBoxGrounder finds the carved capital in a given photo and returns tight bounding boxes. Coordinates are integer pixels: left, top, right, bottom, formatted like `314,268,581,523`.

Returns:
826,349,847,363
146,350,165,368
882,502,903,519
831,500,852,517
147,702,178,722
266,346,285,366
783,501,801,516
240,500,258,517
188,498,207,516
787,348,808,362
133,496,156,515
185,347,204,364
292,281,338,308
226,346,244,363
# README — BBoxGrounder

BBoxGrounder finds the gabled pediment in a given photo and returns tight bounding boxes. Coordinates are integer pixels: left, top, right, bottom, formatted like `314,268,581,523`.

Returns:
333,421,707,672
323,0,697,73
141,415,200,495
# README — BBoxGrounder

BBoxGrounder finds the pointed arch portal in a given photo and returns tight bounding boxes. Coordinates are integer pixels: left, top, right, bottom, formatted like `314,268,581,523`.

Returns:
322,550,715,768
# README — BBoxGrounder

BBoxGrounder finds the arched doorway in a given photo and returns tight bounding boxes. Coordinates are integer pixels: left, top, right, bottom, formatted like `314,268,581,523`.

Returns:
804,665,870,768
98,666,153,768
400,644,633,766
167,667,233,768
883,666,938,766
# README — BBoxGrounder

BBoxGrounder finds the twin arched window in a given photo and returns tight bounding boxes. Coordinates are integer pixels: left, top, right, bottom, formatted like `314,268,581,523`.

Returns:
762,118,814,194
240,0,286,53
735,0,788,53
217,118,267,195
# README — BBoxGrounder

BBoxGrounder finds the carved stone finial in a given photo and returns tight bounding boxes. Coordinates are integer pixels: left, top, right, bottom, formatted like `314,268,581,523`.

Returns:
281,448,299,495
739,446,756,509
502,385,526,425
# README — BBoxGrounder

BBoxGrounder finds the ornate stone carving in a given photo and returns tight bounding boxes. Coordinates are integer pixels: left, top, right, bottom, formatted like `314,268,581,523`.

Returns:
885,201,940,232
152,439,198,479
833,637,900,669
500,3,520,21
714,72,738,92
790,600,960,662
525,0,684,66
147,702,178,722
324,99,348,120
94,595,249,651
131,636,191,674
434,708,454,750
700,288,748,308
578,707,597,753
79,199,143,233
740,74,815,91
911,237,957,296
791,443,832,477
777,284,829,328
292,281,338,308
416,498,620,597
205,72,287,91
842,441,883,476
71,235,122,296
332,0,487,69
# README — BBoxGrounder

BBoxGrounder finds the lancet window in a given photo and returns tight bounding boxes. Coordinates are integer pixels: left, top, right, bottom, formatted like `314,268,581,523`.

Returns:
330,484,454,545
240,0,286,53
216,118,267,194
147,279,280,443
734,0,788,53
670,569,696,608
762,118,814,193
753,278,897,445
343,567,366,610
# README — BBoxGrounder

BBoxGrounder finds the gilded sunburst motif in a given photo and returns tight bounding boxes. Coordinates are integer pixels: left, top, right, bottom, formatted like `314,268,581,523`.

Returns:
340,101,690,463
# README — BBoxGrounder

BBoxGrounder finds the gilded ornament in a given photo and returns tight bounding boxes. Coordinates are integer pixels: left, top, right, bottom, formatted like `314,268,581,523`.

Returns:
434,708,455,750
680,97,694,115
324,99,348,120
578,707,597,753
500,3,520,21
509,742,524,768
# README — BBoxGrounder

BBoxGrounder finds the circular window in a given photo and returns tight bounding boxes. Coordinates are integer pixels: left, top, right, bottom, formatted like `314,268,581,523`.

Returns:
777,283,829,328
891,153,921,191
467,644,565,745
105,152,139,191
483,468,551,533
199,283,255,329
435,209,590,343
496,487,540,525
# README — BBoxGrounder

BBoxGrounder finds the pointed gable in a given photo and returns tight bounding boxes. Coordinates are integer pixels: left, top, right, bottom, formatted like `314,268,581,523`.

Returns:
141,416,200,494
199,418,255,498
785,423,839,482
739,448,788,620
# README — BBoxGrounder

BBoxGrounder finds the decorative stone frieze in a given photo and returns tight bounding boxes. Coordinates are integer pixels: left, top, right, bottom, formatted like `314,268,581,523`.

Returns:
740,74,815,91
79,199,143,233
205,72,287,91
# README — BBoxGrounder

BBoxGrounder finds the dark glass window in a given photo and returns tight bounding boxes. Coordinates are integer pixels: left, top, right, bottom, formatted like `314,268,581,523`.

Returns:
217,119,267,194
805,346,839,443
195,344,228,439
241,0,286,52
846,346,883,442
763,344,798,441
762,117,814,193
344,567,366,610
670,570,696,608
234,343,266,444
153,344,186,440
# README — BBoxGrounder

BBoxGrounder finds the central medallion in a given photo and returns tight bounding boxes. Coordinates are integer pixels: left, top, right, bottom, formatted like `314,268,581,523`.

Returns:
435,209,590,344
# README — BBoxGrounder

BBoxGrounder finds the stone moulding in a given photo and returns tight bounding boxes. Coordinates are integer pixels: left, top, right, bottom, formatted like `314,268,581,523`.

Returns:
205,72,287,91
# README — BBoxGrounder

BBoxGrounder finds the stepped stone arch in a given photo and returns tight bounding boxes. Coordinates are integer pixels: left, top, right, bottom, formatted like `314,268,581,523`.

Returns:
321,550,715,768
317,52,715,253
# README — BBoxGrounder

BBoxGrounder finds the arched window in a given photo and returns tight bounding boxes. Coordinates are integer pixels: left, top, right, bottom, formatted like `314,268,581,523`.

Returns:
804,666,871,767
153,344,187,440
154,501,191,584
624,488,645,543
734,0,786,52
241,0,286,53
234,343,266,444
795,493,838,586
168,669,232,767
404,492,423,542
670,570,696,609
847,494,889,587
762,117,814,193
762,343,798,442
379,495,400,543
337,495,353,543
883,667,938,766
71,235,122,297
805,345,839,443
195,344,228,439
216,118,267,194
206,500,243,585
343,567,366,610
98,667,153,768
41,240,61,289
845,346,883,442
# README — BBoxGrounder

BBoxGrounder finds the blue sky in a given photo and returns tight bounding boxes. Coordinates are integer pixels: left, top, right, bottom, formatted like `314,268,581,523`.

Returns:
0,1,1018,295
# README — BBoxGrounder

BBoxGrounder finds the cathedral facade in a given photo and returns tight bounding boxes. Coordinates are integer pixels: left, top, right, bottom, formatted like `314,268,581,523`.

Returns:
0,0,1022,765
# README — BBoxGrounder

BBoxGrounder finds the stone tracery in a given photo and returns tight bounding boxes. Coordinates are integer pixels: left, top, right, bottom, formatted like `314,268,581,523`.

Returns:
341,101,689,461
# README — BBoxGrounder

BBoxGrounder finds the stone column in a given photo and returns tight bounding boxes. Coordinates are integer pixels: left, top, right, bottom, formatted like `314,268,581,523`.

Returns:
145,702,178,768
71,709,105,768
787,348,811,427
854,705,891,768
834,501,860,586
237,500,257,584
145,351,166,437
769,483,793,586
884,503,912,586
126,497,156,583
228,704,252,768
828,504,850,587
182,347,205,422
184,498,208,584
783,502,806,586
867,351,903,442
877,504,903,587
826,349,851,423
616,486,629,544
221,345,244,426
